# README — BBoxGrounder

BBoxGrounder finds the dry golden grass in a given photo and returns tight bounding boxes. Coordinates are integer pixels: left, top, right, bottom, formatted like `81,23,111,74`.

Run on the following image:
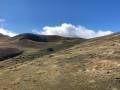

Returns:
0,32,120,90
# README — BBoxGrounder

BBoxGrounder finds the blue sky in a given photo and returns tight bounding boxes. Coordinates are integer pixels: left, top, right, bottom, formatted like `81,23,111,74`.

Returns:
0,0,120,38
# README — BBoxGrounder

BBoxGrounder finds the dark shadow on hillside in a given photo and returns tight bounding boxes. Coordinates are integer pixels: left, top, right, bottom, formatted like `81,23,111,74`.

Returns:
19,34,47,42
0,48,24,61
0,51,23,61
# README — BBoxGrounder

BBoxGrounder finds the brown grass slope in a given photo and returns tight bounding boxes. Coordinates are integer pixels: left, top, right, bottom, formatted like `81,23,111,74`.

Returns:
0,32,120,90
0,48,23,61
0,33,10,42
0,33,83,61
0,33,85,66
10,33,75,42
3,33,82,51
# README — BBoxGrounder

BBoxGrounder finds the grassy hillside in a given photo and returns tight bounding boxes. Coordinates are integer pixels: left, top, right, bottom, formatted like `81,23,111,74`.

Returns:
0,33,83,52
0,32,120,90
0,33,85,68
0,33,10,42
0,48,23,61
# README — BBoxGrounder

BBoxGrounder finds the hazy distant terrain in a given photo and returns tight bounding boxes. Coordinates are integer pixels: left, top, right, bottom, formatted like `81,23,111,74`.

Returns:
0,32,120,90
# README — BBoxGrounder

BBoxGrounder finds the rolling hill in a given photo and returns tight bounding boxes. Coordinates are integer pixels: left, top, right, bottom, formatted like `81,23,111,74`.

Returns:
0,32,120,90
0,33,10,42
0,33,85,68
1,33,83,51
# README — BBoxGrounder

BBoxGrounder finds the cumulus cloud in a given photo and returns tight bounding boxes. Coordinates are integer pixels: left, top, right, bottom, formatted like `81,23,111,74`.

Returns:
0,28,17,37
33,23,113,39
0,19,17,37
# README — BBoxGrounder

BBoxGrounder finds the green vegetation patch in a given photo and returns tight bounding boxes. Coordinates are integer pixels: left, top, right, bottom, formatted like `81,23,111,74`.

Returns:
15,39,86,63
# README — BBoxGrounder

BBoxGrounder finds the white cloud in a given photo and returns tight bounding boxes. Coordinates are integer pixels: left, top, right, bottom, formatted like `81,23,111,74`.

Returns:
0,28,17,37
33,23,113,39
0,19,17,37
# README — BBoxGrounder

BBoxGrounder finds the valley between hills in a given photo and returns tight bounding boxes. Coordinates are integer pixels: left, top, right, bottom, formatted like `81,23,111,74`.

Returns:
0,32,120,90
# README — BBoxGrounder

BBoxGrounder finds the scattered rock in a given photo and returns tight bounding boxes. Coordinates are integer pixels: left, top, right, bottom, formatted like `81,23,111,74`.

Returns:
47,48,54,52
111,44,115,46
116,77,120,83
88,54,94,58
49,55,53,57
3,88,7,90
106,71,110,74
23,79,30,82
83,69,86,71
0,65,4,68
30,63,34,65
33,80,37,82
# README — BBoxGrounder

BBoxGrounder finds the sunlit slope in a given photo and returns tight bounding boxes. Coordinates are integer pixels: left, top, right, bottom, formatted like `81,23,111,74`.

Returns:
0,33,84,62
0,32,120,90
0,33,83,52
0,33,10,42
